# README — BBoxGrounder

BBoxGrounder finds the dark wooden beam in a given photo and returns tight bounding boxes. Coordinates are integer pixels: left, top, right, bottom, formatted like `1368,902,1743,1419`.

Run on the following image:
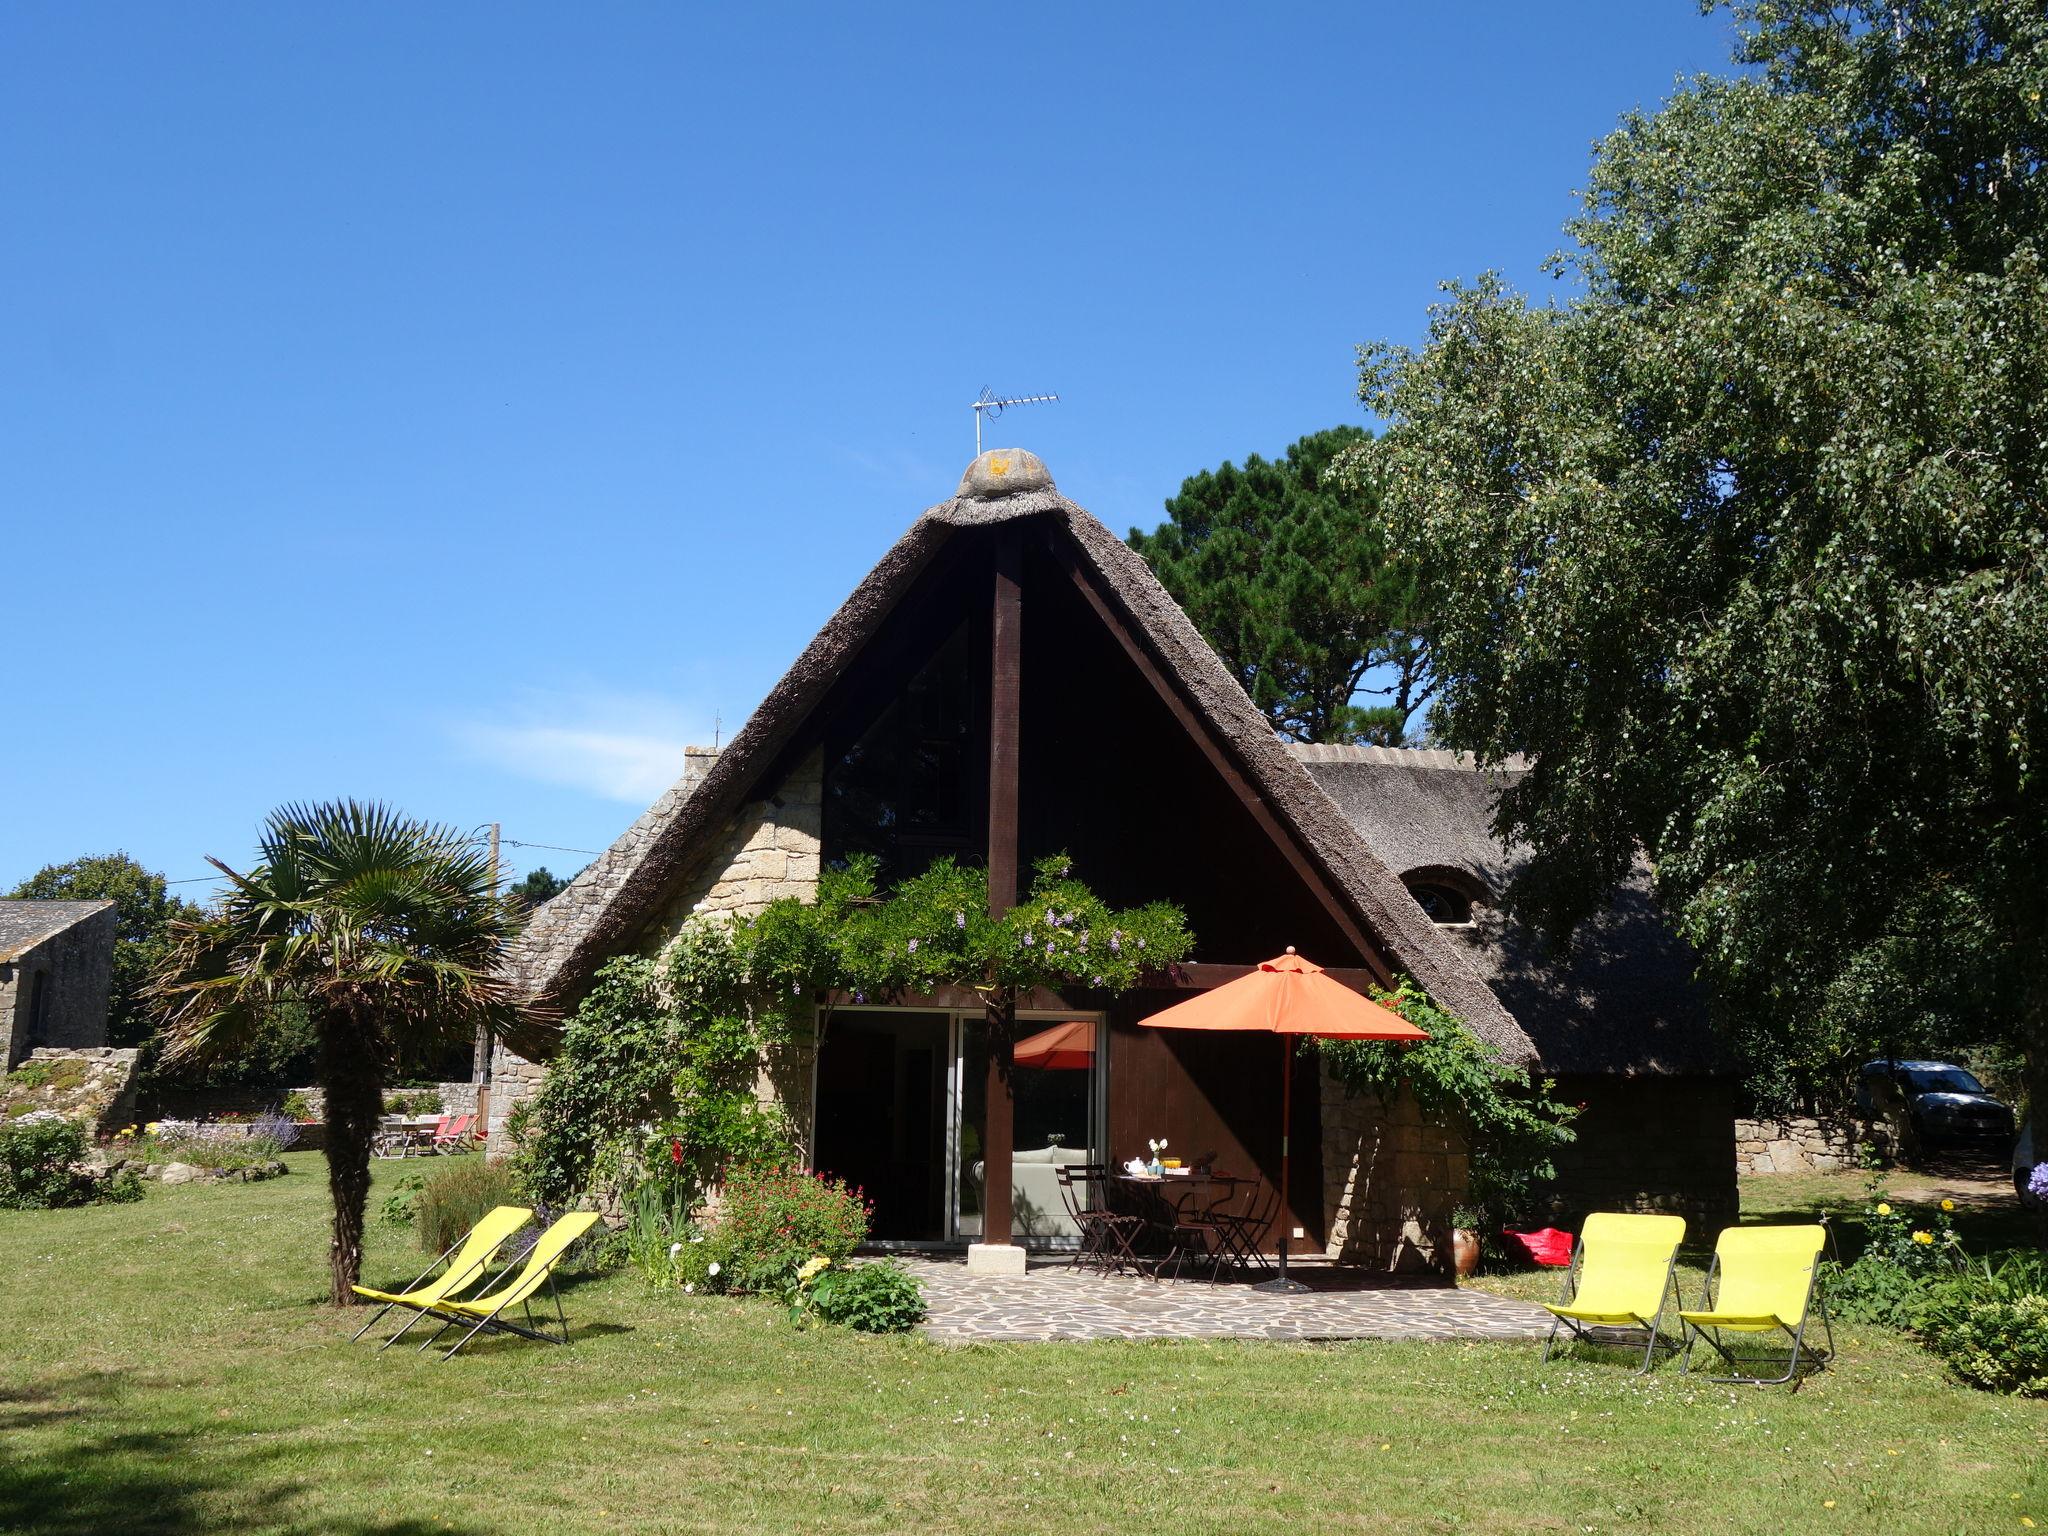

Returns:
982,529,1023,1247
1056,547,1393,985
1166,962,1382,994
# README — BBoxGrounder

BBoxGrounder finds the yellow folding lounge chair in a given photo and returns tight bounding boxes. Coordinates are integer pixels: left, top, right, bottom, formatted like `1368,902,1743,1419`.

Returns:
414,1210,601,1360
349,1203,533,1348
1679,1223,1832,1385
1540,1212,1687,1372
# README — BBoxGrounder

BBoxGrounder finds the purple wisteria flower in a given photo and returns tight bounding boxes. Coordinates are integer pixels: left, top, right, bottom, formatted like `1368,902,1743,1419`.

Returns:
955,911,966,929
1110,932,1122,953
907,938,919,954
2030,1162,2048,1203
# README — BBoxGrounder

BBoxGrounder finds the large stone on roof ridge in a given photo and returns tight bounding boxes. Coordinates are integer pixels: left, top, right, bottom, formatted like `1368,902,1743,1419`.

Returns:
956,448,1053,499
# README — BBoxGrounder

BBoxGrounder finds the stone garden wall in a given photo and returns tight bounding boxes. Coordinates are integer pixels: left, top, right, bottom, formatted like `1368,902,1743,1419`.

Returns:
1734,1114,1889,1175
484,747,825,1160
1320,1066,1469,1272
1,1047,144,1134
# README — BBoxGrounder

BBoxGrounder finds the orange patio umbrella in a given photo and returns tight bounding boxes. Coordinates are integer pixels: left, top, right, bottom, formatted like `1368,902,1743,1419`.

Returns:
1138,947,1427,1292
1013,1019,1096,1070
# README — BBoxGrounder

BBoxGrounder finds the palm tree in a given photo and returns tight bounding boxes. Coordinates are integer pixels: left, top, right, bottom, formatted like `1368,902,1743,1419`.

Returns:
150,802,538,1305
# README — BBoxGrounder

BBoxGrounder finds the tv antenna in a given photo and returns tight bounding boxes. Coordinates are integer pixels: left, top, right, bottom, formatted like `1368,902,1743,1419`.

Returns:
971,388,1059,456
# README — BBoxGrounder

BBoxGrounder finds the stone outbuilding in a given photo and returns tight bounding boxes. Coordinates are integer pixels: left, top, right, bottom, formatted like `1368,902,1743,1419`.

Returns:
1293,745,1736,1228
488,450,1734,1271
0,900,117,1069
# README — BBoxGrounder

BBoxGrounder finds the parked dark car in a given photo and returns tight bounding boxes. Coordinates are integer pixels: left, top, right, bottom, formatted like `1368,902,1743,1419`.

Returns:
1855,1059,2017,1154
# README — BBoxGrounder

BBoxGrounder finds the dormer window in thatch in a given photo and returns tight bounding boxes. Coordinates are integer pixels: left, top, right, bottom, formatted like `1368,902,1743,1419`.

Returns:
1400,867,1486,928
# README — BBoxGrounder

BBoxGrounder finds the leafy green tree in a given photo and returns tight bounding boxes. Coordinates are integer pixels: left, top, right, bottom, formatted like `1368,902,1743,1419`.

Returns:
148,803,536,1304
1129,427,1430,743
9,853,203,1047
1360,2,2048,1116
506,865,574,912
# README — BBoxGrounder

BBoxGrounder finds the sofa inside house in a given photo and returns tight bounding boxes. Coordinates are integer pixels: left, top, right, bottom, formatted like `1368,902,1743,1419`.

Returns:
971,1145,1093,1239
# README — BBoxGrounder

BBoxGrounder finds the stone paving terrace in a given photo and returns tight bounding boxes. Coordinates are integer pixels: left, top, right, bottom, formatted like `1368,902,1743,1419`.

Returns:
904,1256,1553,1344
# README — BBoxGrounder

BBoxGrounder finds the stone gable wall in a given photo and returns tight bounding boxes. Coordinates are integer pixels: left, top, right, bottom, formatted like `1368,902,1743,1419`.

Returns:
484,748,825,1160
1,907,117,1068
1546,1075,1739,1228
1320,1065,1469,1271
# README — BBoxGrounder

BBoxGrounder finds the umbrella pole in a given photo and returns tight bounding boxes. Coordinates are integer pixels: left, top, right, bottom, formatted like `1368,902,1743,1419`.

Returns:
1254,1034,1310,1295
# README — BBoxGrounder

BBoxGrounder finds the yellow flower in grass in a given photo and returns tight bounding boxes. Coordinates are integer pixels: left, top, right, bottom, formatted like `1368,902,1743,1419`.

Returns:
1912,1231,1934,1245
796,1256,832,1283
1940,1198,1954,1211
1875,1202,1892,1216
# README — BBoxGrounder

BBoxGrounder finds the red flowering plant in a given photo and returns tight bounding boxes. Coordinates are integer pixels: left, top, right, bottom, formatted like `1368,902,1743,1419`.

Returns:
673,1164,872,1297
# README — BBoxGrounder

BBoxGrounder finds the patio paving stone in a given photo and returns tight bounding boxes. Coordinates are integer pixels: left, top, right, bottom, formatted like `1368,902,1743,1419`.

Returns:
902,1256,1552,1344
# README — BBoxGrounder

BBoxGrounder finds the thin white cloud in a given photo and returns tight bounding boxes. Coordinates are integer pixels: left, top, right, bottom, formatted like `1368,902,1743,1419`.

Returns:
455,692,714,804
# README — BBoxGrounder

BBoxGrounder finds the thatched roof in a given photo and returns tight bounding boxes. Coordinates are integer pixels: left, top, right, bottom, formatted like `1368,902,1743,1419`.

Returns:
1291,744,1722,1077
507,451,1536,1065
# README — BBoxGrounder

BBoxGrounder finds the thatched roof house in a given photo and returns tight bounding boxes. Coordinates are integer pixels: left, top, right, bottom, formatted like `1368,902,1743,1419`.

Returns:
489,450,1734,1268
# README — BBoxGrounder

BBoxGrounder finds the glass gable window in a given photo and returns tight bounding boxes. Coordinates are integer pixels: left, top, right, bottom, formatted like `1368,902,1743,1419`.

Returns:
824,617,980,879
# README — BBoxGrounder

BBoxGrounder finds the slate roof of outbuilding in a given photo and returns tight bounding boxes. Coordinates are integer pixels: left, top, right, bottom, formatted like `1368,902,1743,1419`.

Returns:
1289,744,1723,1077
0,900,117,964
506,451,1538,1065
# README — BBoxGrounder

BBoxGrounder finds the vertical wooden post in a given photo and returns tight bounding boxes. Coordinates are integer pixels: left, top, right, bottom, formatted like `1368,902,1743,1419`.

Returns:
473,822,500,1086
983,530,1023,1248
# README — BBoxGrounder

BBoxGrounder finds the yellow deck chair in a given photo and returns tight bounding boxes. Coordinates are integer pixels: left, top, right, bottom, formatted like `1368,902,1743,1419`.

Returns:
348,1203,533,1348
1679,1223,1832,1384
1540,1212,1687,1372
414,1210,601,1360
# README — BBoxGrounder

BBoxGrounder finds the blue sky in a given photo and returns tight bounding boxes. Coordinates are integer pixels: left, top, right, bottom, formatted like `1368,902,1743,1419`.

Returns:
1,3,1738,896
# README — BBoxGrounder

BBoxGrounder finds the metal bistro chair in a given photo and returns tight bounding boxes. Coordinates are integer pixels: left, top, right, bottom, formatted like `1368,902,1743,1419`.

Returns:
1195,1177,1277,1278
1161,1177,1238,1283
1057,1164,1145,1277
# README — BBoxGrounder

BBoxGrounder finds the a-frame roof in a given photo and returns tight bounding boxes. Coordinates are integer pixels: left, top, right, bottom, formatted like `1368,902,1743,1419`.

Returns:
507,451,1536,1064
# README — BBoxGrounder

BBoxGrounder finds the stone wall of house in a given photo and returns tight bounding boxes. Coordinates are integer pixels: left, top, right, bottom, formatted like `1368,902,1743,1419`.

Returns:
1320,1065,1469,1272
0,1047,144,1134
1735,1115,1889,1175
483,748,828,1161
1546,1075,1740,1228
0,906,117,1068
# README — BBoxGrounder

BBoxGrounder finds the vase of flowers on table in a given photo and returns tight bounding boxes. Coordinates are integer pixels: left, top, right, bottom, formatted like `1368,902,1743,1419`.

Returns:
1147,1137,1167,1177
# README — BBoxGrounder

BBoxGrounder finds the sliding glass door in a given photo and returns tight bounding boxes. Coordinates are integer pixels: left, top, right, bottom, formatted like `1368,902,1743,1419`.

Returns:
815,1008,1103,1246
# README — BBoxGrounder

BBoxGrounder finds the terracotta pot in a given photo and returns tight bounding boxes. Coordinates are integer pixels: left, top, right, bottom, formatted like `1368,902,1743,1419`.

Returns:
1451,1227,1481,1278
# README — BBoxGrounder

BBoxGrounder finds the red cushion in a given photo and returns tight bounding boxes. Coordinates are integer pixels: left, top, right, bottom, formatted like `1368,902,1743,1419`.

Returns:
1501,1227,1574,1267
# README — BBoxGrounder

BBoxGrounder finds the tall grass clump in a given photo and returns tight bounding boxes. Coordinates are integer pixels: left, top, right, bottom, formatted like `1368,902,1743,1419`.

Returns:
414,1160,518,1254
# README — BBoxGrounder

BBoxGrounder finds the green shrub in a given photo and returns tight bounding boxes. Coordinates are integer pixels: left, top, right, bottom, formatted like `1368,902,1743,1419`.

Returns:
414,1160,518,1254
280,1090,314,1121
1822,1179,1969,1325
1824,1254,1930,1327
380,1169,426,1229
0,1115,91,1209
1912,1251,2048,1397
804,1258,926,1333
1317,978,1578,1228
676,1165,870,1296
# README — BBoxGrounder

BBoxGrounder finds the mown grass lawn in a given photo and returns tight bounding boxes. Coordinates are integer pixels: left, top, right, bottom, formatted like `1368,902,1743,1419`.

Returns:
2,1155,2043,1536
